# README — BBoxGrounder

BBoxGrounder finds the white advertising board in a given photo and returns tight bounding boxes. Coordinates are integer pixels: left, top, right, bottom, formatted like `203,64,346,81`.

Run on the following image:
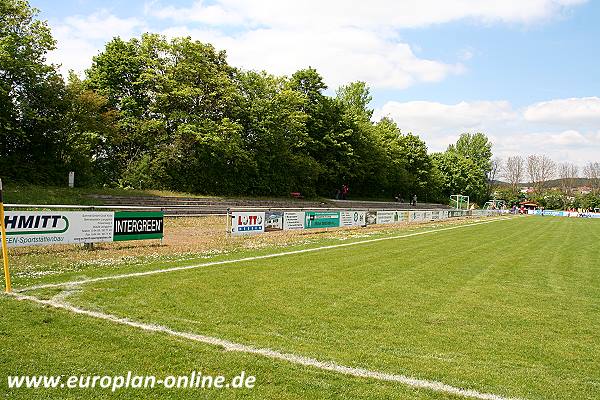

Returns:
283,212,305,230
340,211,367,227
409,211,425,222
4,211,114,248
376,211,408,224
230,211,265,236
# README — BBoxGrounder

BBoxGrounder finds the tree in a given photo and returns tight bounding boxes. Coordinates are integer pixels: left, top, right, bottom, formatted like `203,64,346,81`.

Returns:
487,157,503,199
558,162,578,195
583,162,600,193
396,133,435,200
335,81,373,121
0,0,72,183
86,34,254,193
527,155,556,193
431,151,487,203
64,72,119,185
440,133,493,204
235,70,319,195
85,36,154,178
448,132,493,175
289,68,355,195
503,155,524,193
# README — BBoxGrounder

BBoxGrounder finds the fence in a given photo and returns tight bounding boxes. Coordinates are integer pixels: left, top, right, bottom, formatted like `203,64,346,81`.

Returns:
228,208,504,236
527,209,600,218
2,203,505,245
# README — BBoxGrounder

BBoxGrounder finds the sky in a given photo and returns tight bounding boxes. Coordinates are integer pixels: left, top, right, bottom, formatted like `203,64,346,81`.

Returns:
30,0,600,167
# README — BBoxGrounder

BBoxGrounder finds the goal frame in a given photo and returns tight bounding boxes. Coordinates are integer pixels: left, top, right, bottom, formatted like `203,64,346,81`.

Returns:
450,194,470,210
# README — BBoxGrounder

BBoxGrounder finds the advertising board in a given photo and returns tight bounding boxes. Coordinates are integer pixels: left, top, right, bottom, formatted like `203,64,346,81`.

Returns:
4,211,114,248
376,211,408,224
230,211,265,236
113,211,164,241
265,211,284,232
304,211,340,229
340,211,367,227
283,212,305,230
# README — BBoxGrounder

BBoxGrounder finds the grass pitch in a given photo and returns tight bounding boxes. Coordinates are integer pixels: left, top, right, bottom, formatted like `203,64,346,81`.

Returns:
2,216,600,399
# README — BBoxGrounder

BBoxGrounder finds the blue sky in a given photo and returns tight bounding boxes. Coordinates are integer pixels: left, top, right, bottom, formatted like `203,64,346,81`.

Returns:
30,0,600,168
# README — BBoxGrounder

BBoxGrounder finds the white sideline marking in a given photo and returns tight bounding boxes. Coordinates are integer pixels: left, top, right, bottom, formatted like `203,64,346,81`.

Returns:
8,292,521,400
18,217,512,292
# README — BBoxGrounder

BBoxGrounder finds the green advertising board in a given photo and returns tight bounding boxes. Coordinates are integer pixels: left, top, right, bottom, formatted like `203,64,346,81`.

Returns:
113,211,164,241
304,211,340,229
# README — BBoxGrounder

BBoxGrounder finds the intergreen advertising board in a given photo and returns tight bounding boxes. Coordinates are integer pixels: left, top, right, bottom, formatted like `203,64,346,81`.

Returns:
113,211,164,241
304,211,340,229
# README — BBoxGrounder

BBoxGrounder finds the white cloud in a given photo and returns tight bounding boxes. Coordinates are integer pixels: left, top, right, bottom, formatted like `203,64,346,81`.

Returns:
145,0,586,90
47,0,587,87
146,0,587,28
524,97,600,125
62,11,144,40
374,100,516,133
46,11,146,76
145,0,245,25
375,98,600,165
546,129,590,145
160,26,463,90
518,129,590,149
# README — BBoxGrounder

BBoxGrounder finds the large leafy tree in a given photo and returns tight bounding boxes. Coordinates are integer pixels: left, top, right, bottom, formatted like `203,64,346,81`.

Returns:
431,151,486,202
64,73,119,185
288,68,355,195
236,71,320,195
432,132,493,204
85,35,255,194
335,81,384,197
0,0,70,182
448,132,493,175
85,35,162,178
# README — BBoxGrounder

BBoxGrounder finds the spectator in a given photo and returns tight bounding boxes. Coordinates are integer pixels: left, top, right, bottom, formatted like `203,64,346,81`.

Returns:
341,184,349,200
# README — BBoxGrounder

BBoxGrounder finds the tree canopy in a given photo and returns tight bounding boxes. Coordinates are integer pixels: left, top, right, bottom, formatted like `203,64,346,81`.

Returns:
1,0,498,205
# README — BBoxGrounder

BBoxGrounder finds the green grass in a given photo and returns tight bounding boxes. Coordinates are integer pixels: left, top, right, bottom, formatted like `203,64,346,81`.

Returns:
2,217,600,399
5,218,451,289
2,184,326,205
2,184,214,205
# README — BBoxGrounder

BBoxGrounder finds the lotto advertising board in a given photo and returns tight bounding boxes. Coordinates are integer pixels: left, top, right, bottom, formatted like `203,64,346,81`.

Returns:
230,211,265,236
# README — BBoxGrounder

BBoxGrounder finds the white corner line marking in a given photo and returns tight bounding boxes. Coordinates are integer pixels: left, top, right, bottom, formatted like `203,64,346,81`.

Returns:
17,217,512,292
7,292,522,400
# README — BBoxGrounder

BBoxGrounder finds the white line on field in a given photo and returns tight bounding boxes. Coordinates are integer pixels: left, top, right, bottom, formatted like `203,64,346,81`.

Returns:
8,292,522,400
17,217,512,292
